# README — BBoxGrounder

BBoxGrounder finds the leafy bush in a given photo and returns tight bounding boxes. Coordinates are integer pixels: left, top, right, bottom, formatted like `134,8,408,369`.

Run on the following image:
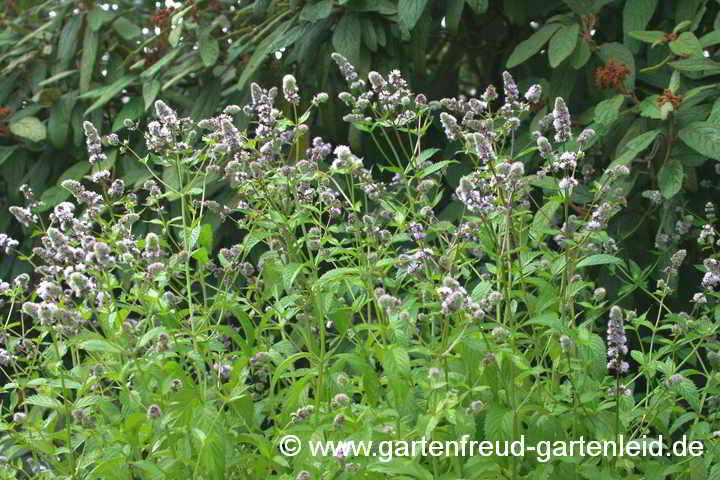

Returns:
3,0,720,314
0,53,719,479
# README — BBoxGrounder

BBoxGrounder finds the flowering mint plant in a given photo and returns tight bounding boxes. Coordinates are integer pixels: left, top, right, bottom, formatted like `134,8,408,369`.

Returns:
0,54,718,479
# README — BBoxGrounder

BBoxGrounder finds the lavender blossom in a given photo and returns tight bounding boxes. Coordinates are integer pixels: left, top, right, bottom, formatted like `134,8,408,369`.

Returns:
0,234,19,255
607,306,629,373
524,84,542,103
83,121,106,165
282,74,300,105
552,97,572,143
502,71,519,101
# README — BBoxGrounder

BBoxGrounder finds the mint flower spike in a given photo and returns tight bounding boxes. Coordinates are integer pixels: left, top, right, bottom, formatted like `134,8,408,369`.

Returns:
552,97,572,143
82,121,106,165
606,306,629,373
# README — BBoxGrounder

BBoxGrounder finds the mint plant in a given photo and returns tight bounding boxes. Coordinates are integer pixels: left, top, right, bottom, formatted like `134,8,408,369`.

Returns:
0,53,718,480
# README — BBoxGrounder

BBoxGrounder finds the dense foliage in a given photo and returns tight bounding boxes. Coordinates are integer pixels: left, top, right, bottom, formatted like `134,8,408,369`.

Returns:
3,0,720,309
0,52,719,479
1,0,720,477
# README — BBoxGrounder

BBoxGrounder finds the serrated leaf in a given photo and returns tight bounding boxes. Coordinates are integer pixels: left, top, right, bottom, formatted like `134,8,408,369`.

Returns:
26,395,63,409
300,0,333,22
577,254,624,268
332,13,363,65
112,17,142,41
623,0,658,52
657,159,684,198
200,34,220,67
9,116,46,142
484,406,513,442
594,94,624,125
548,24,579,67
506,23,562,68
678,122,720,161
398,0,429,31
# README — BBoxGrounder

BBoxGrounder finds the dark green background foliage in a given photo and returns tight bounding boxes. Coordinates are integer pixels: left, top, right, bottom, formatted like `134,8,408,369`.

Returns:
1,0,719,307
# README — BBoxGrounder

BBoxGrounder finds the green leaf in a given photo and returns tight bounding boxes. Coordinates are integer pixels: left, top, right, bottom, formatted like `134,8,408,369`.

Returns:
700,29,720,48
628,30,666,44
26,395,63,409
300,0,333,22
199,34,220,68
58,161,92,184
112,17,142,41
669,32,703,57
48,94,76,149
0,146,18,167
608,129,661,169
577,254,624,268
669,57,720,76
56,15,85,72
562,0,614,15
84,75,137,116
570,38,591,68
80,26,99,93
484,406,513,441
548,24,579,68
143,80,161,111
168,22,183,48
367,461,433,480
87,8,115,31
141,49,182,79
623,0,658,52
657,159,684,198
594,94,624,125
678,122,720,161
361,16,379,51
237,21,290,92
398,0,429,31
444,0,464,34
38,186,71,212
332,13,363,65
506,23,561,69
9,116,46,142
465,0,488,14
78,339,124,354
112,97,144,132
